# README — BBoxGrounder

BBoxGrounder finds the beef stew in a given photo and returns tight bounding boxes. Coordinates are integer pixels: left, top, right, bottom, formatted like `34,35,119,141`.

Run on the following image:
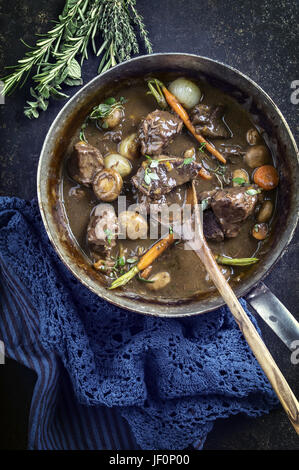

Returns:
62,74,278,301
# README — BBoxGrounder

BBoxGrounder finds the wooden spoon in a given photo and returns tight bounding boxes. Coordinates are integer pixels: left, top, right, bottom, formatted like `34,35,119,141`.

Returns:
189,181,299,434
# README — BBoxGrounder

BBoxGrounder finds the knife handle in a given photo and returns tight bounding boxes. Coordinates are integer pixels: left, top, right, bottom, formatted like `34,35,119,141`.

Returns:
246,283,299,351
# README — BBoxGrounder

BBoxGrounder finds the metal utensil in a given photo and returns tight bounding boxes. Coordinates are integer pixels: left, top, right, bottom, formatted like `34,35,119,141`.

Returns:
246,283,299,350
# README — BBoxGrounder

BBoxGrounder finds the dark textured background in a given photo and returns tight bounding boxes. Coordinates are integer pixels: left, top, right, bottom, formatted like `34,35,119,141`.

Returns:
0,0,298,450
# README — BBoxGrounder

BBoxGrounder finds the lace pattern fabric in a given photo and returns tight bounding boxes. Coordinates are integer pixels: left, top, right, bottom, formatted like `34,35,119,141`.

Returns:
0,197,277,449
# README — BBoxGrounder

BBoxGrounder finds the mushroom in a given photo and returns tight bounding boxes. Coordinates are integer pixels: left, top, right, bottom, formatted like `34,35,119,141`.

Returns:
92,168,123,201
232,168,249,186
257,200,273,223
244,145,271,168
118,211,148,240
252,223,268,240
103,107,124,129
183,147,196,160
147,271,171,291
253,165,279,190
119,133,140,160
246,128,262,146
104,153,132,178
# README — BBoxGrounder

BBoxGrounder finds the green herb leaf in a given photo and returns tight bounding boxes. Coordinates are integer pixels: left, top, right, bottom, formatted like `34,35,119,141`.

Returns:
149,172,159,181
64,77,83,87
105,97,116,105
144,167,160,185
126,258,138,264
137,274,155,283
144,173,151,185
104,228,113,245
79,96,125,137
201,199,209,211
117,256,126,266
246,189,261,196
232,177,246,185
183,157,195,165
199,142,206,153
67,58,81,79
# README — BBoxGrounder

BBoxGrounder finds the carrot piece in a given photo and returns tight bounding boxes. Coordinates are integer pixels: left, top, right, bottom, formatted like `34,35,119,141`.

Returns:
161,85,227,165
198,167,213,180
140,265,153,279
137,233,174,271
253,165,279,191
109,233,174,289
252,223,268,240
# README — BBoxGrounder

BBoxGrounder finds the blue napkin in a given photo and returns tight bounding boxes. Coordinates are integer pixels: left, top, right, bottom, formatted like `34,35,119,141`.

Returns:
0,197,277,450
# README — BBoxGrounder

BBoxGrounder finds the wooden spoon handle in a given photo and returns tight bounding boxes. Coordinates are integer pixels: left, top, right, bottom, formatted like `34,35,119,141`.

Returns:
190,182,299,434
201,244,299,433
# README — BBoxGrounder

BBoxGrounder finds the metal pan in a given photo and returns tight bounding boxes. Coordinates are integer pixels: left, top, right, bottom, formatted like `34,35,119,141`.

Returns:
37,53,299,327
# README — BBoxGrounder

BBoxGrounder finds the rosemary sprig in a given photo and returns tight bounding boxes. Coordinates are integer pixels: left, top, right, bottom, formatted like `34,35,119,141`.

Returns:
25,1,103,118
1,0,87,97
1,0,152,119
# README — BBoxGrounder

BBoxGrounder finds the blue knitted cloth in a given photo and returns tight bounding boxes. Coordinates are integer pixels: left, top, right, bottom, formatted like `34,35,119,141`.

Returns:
0,197,277,449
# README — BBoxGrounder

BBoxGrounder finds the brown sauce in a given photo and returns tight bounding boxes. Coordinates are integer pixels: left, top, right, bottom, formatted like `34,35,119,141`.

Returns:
61,76,277,301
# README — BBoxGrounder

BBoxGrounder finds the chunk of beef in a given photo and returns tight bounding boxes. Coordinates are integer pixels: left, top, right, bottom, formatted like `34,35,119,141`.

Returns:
135,184,188,212
135,191,169,215
135,184,191,229
210,186,258,238
197,189,218,209
190,104,230,139
132,156,201,200
138,110,183,155
203,210,224,242
87,204,118,248
68,142,104,186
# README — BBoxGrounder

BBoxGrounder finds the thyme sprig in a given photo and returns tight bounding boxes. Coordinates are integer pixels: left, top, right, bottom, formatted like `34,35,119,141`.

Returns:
89,96,125,121
202,155,229,189
144,167,160,185
80,96,125,140
1,0,152,119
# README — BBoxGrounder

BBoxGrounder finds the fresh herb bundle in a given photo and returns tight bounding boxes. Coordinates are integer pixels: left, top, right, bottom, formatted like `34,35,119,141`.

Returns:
1,0,152,119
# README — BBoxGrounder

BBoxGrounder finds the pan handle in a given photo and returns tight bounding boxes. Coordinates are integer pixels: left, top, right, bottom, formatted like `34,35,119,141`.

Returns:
246,282,299,351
